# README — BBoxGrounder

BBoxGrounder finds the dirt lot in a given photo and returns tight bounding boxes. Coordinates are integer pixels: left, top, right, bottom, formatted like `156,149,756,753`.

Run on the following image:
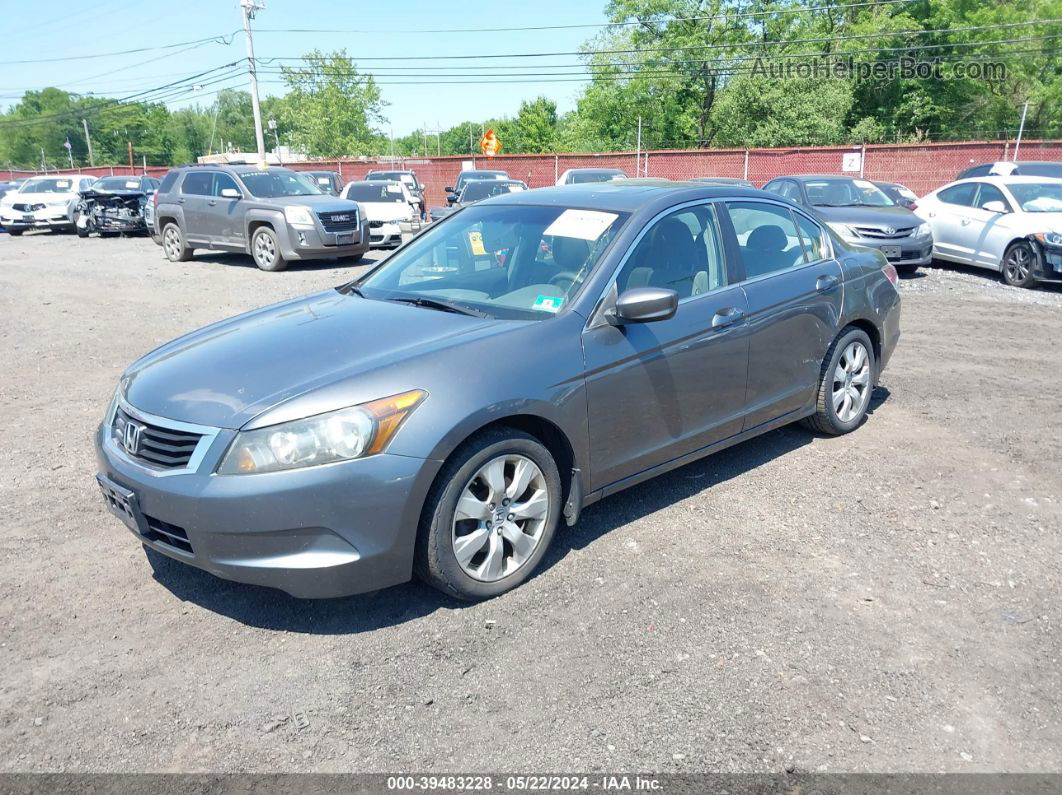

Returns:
1,231,1060,774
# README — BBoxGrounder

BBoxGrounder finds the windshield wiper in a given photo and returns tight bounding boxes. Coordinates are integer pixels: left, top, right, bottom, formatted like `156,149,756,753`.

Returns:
386,295,489,317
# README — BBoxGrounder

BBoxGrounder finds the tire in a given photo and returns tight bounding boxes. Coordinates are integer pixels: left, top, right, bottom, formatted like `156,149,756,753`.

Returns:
162,222,193,262
8,229,23,237
895,263,919,276
415,428,562,601
1001,240,1038,288
76,223,90,238
250,226,287,272
802,326,876,436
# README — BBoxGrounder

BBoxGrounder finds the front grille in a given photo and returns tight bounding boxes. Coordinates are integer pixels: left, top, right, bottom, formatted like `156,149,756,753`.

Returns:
368,220,385,229
113,407,203,469
13,203,45,212
317,210,359,232
854,225,915,239
143,514,193,554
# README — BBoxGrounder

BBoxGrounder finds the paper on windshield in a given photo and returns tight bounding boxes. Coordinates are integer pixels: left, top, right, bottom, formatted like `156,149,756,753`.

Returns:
125,180,139,189
509,185,525,191
853,179,875,189
386,184,403,194
317,177,330,185
544,209,618,241
56,180,71,189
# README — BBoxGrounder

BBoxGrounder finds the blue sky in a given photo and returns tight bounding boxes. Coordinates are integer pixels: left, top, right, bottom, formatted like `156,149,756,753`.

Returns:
0,0,608,135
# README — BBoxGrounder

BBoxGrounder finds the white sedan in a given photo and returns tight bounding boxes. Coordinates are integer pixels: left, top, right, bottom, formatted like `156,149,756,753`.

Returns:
341,179,417,249
914,176,1062,288
0,175,96,235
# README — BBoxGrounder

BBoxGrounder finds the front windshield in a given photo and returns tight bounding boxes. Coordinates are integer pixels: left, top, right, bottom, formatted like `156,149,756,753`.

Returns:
21,178,75,194
369,172,417,187
355,204,629,320
805,178,894,207
345,182,407,203
1007,183,1062,212
93,177,141,191
239,170,322,198
460,181,525,203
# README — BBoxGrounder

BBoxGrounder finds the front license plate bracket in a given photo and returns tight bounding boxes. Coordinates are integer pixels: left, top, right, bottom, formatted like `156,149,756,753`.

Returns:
96,474,146,535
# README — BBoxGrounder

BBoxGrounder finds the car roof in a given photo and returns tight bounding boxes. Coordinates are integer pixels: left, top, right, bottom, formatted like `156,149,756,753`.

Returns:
460,169,507,175
484,181,771,213
566,167,625,173
948,175,1062,186
771,174,868,182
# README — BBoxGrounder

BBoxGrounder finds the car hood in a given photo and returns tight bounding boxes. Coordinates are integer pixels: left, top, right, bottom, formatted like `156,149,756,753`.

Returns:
256,194,360,213
123,290,503,429
810,204,920,227
357,201,412,222
2,191,77,206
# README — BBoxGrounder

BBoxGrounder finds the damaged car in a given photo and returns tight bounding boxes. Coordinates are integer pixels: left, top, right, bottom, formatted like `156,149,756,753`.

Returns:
75,175,160,238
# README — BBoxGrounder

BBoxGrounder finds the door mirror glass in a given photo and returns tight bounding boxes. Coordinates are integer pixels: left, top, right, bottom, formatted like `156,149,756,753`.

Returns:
981,199,1007,213
608,287,678,324
220,188,241,199
444,186,454,193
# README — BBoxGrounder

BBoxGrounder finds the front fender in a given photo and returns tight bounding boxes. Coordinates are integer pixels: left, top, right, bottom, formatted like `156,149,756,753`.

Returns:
243,209,289,253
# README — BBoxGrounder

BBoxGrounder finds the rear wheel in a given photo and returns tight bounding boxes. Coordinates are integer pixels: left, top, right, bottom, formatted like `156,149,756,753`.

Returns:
416,429,561,601
1001,241,1037,288
802,326,876,436
7,229,23,237
895,263,919,276
162,223,192,262
251,226,287,272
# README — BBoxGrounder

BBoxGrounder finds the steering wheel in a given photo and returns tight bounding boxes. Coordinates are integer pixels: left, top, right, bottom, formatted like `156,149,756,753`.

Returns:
548,271,581,290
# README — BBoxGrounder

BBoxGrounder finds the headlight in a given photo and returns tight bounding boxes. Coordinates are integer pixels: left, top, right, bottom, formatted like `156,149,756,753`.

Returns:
1035,231,1062,246
283,205,316,227
217,389,427,475
915,222,931,237
827,222,858,239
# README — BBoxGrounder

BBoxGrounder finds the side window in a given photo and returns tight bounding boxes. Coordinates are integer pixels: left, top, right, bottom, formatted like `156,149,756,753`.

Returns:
616,204,727,301
725,201,807,281
158,171,179,194
794,212,826,261
181,172,211,195
937,183,977,207
212,173,240,196
974,183,1010,211
777,180,802,201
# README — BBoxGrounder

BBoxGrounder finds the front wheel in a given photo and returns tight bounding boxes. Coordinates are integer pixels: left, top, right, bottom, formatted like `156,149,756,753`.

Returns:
802,326,876,436
416,429,562,600
1001,241,1038,288
251,226,287,272
7,229,23,237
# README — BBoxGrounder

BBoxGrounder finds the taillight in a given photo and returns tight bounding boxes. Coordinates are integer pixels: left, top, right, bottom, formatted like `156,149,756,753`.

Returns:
882,263,899,286
907,201,918,211
152,192,159,207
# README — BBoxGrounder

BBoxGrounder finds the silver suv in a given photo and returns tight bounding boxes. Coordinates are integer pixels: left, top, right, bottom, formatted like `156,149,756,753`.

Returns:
153,165,369,271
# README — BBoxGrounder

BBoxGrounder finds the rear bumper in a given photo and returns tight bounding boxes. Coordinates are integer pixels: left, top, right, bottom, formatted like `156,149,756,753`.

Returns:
95,420,441,598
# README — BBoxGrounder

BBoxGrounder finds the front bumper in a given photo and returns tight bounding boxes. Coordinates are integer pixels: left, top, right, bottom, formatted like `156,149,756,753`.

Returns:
94,412,441,598
276,221,370,261
846,235,933,267
1036,242,1062,282
1,207,74,230
369,221,402,248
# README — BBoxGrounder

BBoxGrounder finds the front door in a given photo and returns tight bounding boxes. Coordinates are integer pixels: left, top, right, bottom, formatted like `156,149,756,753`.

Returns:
722,200,844,429
581,202,751,492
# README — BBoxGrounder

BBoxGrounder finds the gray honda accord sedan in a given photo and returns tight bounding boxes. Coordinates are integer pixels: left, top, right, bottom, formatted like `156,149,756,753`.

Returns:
96,182,901,600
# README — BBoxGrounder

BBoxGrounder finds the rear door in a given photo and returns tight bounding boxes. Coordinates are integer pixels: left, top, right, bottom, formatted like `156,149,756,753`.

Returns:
722,200,843,430
581,201,750,491
178,171,213,244
925,183,977,261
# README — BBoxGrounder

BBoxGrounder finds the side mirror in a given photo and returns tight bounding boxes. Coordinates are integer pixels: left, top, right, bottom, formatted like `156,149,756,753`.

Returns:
220,188,242,199
444,186,454,194
981,200,1007,214
606,287,678,325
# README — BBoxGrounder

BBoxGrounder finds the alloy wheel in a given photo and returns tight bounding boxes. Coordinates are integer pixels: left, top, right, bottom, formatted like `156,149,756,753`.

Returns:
163,227,181,260
254,232,277,269
451,454,550,582
831,341,871,423
1004,247,1030,284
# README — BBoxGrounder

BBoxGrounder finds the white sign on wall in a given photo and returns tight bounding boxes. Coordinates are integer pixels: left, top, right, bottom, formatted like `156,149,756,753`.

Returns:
842,152,862,172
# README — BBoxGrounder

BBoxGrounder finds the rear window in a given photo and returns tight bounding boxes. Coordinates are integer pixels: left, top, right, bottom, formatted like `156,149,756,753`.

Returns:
158,171,180,194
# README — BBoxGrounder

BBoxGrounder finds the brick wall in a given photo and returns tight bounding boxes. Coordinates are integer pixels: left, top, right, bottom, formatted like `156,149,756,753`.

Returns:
8,139,1060,208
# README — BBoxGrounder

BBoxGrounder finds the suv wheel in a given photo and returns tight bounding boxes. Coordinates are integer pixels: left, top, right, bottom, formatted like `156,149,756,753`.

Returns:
162,223,193,262
251,226,287,272
415,429,561,601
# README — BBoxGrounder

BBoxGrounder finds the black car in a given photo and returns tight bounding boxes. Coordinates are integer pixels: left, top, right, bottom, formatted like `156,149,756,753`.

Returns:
689,177,755,188
429,179,527,222
871,180,918,209
445,169,510,205
957,160,1062,180
301,171,344,196
75,175,160,238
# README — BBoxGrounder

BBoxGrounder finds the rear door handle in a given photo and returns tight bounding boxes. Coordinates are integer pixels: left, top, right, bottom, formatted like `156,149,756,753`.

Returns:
960,218,971,225
816,274,840,292
177,198,185,204
711,306,745,329
207,200,217,206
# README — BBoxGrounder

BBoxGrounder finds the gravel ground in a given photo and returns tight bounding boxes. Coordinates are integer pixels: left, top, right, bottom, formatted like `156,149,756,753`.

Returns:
0,231,1060,774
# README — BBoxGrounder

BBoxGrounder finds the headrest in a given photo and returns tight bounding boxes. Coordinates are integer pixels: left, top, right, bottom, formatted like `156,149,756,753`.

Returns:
552,236,591,270
747,224,788,252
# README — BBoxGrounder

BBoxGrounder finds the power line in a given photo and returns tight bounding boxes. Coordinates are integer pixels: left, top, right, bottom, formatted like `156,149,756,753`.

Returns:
0,31,240,65
253,0,918,35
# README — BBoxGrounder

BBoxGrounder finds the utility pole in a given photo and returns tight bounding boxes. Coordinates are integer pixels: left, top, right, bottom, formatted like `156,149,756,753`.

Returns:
128,141,134,174
268,116,282,164
635,116,642,177
82,119,95,167
40,146,47,173
240,0,268,168
1014,100,1029,161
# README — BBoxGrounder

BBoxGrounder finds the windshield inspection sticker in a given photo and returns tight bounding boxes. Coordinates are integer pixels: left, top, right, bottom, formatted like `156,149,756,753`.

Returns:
532,295,564,313
544,209,619,241
56,180,71,189
468,230,487,256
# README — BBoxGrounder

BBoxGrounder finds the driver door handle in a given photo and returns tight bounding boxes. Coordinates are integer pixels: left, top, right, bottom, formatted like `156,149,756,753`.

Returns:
711,306,745,329
176,198,185,204
816,274,840,293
